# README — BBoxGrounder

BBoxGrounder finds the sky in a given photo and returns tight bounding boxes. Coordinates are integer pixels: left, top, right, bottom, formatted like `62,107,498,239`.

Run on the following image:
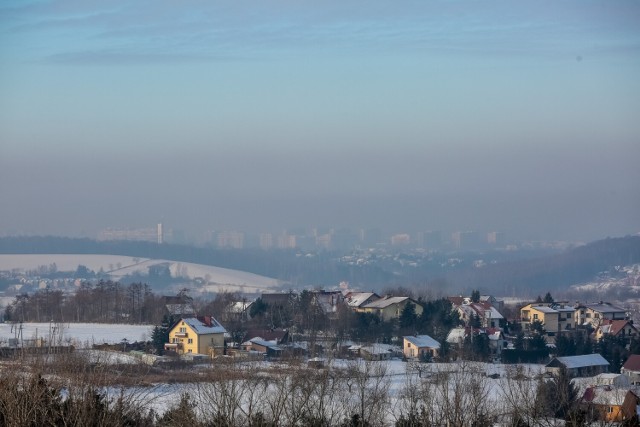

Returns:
1,0,639,242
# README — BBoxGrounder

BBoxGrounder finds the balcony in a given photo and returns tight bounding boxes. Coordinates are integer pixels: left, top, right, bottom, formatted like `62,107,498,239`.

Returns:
174,332,188,338
164,342,182,350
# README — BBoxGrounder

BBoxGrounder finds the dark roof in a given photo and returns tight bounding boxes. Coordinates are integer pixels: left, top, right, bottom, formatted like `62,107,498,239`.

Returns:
261,293,294,306
622,354,640,372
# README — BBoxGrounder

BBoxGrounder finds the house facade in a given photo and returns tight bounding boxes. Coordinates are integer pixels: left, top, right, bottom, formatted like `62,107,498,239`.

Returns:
403,335,440,360
164,316,226,357
520,302,575,334
356,296,423,321
574,302,627,328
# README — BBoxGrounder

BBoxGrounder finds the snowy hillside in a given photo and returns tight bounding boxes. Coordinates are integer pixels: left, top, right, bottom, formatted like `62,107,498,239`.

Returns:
0,254,281,293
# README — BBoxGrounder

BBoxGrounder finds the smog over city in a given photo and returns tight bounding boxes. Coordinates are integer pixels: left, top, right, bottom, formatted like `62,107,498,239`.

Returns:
1,1,639,244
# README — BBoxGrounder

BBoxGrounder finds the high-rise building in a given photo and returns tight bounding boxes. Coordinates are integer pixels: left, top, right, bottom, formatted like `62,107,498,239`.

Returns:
157,223,163,244
259,233,273,249
487,231,506,246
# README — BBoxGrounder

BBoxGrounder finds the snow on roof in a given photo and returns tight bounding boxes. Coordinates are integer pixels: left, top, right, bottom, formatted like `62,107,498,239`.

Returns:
182,316,226,334
361,343,399,355
250,338,281,350
529,305,559,313
446,328,467,343
346,292,378,307
363,296,410,309
548,354,609,369
585,302,626,313
404,335,440,349
582,386,628,406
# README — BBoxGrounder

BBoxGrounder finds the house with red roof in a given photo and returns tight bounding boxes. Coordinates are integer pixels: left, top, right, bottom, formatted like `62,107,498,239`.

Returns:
594,319,638,342
621,354,640,385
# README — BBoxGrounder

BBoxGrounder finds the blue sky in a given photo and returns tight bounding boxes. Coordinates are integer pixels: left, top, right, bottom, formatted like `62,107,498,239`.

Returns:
1,0,639,240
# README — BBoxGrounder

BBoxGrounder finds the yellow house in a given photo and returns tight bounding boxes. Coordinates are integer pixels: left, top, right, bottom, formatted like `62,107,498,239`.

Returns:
403,335,440,360
520,303,575,334
164,316,226,357
356,296,423,321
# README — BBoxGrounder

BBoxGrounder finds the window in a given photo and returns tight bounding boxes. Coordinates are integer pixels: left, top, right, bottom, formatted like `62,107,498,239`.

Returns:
188,338,193,344
533,314,539,320
188,349,192,353
595,313,600,318
586,313,591,318
180,327,187,333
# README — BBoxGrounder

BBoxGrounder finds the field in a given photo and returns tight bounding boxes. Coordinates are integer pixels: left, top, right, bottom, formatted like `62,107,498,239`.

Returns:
0,253,281,293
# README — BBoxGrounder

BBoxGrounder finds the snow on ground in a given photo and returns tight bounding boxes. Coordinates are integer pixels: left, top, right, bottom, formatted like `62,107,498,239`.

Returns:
0,254,281,292
0,322,154,347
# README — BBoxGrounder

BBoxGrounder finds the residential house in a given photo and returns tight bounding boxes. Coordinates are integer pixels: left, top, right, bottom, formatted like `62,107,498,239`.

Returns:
546,354,610,378
581,385,629,423
520,302,575,335
242,338,283,358
311,290,344,316
445,327,506,359
621,354,640,385
164,316,226,357
594,319,638,342
360,343,401,361
356,296,423,321
345,292,381,309
455,301,504,329
447,294,504,314
243,328,290,345
403,335,440,360
163,294,196,317
574,302,628,328
228,300,253,322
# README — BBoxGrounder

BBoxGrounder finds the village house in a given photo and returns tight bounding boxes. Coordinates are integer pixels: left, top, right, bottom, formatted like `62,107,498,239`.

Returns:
445,327,506,359
546,354,609,378
164,316,226,357
621,354,640,385
241,338,283,358
359,343,401,361
403,335,440,360
454,301,504,329
574,302,628,328
594,319,638,342
581,385,629,423
356,296,423,321
344,292,381,309
520,302,575,335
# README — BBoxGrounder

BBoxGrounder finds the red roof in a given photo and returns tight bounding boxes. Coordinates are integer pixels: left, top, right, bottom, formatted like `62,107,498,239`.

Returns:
623,354,640,372
600,320,636,336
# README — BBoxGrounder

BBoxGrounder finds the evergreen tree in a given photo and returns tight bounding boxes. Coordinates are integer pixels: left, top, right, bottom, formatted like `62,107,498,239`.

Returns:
543,292,554,303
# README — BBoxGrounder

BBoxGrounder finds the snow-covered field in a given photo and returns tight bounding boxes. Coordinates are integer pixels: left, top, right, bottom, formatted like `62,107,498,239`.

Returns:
0,322,154,347
0,254,281,293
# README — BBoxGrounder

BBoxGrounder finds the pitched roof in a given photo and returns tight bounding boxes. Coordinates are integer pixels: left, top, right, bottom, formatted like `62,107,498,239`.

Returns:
599,320,636,336
584,302,626,313
547,354,609,369
181,316,226,334
622,354,640,372
244,328,288,343
362,296,411,309
346,292,380,307
404,335,441,349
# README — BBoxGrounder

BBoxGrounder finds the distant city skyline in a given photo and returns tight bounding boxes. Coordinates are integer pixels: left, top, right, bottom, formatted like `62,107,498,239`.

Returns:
1,1,638,243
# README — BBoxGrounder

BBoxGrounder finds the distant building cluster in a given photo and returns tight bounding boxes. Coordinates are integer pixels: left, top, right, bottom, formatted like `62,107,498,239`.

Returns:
98,223,171,244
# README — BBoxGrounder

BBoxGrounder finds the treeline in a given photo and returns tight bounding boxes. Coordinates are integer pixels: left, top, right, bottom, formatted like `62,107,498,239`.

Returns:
4,281,165,324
